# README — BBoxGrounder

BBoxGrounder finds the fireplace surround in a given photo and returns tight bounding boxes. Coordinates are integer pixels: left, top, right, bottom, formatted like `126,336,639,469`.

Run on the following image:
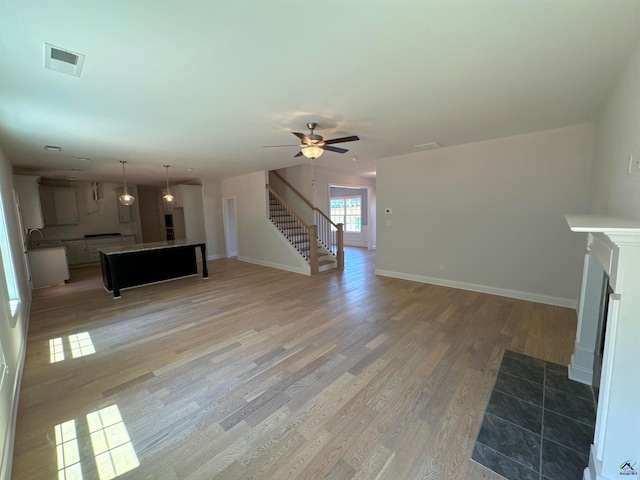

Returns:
566,215,640,480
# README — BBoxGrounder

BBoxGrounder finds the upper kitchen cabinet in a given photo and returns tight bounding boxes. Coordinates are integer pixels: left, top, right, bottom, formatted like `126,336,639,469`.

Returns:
13,175,44,229
39,186,79,225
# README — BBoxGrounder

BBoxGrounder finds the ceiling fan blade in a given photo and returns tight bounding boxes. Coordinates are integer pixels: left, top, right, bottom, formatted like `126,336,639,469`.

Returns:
323,135,360,145
292,132,310,143
294,151,303,157
262,144,299,148
323,145,349,154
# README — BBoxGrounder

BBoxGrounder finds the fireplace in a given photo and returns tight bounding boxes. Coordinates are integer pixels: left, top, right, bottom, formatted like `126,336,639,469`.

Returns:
566,215,640,480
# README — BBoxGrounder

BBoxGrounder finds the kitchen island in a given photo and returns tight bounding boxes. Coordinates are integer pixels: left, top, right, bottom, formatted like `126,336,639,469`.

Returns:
99,239,208,298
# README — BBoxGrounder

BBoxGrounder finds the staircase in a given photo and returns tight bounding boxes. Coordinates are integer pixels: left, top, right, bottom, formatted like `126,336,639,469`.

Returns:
266,172,343,275
268,196,337,273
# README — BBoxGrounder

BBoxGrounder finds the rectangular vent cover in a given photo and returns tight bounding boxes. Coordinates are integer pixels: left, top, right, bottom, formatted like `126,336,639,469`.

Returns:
44,43,85,77
414,142,443,150
51,48,78,65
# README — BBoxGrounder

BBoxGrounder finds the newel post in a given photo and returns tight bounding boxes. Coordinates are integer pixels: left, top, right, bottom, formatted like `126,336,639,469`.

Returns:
309,225,319,275
336,223,344,270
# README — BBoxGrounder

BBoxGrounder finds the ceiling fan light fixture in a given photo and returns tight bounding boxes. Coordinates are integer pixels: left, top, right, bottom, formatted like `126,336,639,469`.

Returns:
301,145,324,159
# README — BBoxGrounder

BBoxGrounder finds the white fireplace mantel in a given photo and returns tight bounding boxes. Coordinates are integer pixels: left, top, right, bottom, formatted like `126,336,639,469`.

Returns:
566,214,640,480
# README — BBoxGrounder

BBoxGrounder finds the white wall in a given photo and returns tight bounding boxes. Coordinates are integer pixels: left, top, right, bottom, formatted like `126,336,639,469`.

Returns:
37,181,142,241
590,36,640,220
0,148,32,480
201,178,226,260
376,123,595,307
276,164,314,204
221,171,310,274
312,167,376,216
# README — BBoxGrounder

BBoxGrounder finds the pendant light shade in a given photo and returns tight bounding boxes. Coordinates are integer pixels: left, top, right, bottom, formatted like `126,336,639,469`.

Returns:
163,165,174,202
119,161,135,206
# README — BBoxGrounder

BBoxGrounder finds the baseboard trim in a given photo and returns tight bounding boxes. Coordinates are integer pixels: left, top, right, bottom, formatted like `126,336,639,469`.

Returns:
569,354,594,385
374,269,578,309
238,256,310,276
207,253,226,261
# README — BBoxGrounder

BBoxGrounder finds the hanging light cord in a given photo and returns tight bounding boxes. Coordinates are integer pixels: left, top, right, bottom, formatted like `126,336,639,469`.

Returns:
121,161,129,194
118,160,135,205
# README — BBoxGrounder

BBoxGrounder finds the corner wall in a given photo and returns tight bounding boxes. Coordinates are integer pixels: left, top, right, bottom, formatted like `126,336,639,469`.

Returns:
0,148,32,480
376,123,595,307
221,171,310,274
590,35,640,220
201,178,226,260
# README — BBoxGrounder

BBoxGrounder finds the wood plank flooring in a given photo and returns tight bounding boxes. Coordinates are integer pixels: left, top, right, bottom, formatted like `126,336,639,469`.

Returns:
12,248,577,479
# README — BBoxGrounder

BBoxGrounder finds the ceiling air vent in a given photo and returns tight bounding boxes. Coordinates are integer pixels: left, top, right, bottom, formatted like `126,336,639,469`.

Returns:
44,43,85,77
414,142,443,150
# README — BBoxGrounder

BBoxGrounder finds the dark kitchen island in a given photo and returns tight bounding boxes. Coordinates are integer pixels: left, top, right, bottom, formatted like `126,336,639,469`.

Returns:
99,239,208,298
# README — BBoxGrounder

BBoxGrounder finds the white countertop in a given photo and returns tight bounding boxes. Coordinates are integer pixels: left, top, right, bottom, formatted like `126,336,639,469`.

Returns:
27,246,66,252
565,214,640,234
98,239,204,255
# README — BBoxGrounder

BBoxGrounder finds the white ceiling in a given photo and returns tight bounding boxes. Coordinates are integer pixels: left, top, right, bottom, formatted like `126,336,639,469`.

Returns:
1,1,639,187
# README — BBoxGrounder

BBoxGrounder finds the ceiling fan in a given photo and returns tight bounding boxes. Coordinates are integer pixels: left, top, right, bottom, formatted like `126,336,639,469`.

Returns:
265,122,359,159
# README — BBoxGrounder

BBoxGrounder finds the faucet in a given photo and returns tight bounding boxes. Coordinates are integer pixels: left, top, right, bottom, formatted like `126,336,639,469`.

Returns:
28,228,44,247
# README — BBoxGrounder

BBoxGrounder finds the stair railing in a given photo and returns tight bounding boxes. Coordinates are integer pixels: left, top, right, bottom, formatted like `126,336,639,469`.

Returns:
269,171,344,269
266,185,319,274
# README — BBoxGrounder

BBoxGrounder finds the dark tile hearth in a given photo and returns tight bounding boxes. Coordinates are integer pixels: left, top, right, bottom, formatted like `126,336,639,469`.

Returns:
471,350,596,480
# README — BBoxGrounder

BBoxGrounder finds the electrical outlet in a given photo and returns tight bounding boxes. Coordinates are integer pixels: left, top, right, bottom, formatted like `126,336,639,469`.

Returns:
440,264,445,271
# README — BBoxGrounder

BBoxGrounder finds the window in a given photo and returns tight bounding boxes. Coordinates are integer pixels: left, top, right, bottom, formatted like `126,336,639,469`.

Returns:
0,190,20,317
330,196,362,232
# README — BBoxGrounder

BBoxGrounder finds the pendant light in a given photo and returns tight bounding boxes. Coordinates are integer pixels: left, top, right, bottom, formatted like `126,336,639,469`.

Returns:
118,160,135,206
163,165,174,202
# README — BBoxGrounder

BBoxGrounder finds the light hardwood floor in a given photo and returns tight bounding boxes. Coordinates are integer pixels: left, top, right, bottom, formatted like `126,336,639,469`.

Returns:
12,248,577,479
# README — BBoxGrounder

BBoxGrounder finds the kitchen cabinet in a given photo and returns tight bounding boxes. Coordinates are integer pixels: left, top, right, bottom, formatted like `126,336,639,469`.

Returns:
65,235,135,265
114,189,131,223
64,241,77,265
168,185,205,261
86,237,123,263
27,247,69,288
64,240,90,266
13,175,44,229
39,187,79,225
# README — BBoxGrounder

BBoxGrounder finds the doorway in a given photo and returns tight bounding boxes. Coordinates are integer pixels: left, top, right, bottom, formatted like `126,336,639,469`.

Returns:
328,184,376,250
